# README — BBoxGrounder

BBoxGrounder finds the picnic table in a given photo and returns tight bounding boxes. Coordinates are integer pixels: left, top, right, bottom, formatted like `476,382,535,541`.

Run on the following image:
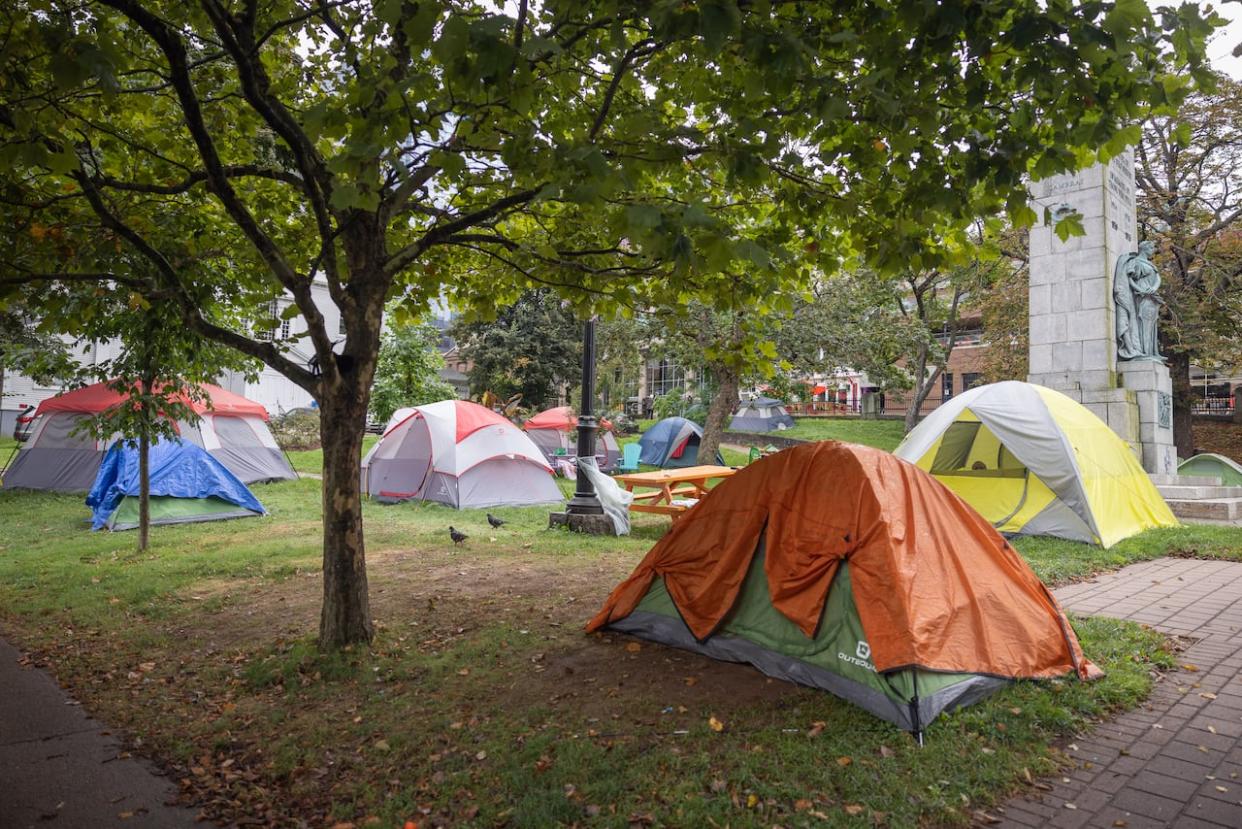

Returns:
612,465,738,519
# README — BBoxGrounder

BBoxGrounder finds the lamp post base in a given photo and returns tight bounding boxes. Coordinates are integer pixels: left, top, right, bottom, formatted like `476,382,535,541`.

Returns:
548,511,617,536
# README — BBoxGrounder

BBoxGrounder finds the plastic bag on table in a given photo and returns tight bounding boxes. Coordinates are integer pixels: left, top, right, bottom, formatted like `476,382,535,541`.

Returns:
576,456,633,536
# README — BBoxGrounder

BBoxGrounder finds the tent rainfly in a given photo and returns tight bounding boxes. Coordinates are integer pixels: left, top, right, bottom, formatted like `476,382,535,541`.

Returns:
361,400,562,508
894,381,1177,548
729,396,795,432
2,381,295,492
87,438,266,531
1178,453,1242,487
637,417,723,468
523,406,622,471
588,442,1100,736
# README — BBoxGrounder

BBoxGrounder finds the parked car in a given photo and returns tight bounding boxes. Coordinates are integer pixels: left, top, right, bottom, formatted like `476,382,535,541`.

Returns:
12,405,36,443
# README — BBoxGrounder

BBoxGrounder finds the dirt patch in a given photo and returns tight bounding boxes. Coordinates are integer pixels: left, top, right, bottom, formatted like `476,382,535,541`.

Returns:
533,633,803,724
1193,420,1242,463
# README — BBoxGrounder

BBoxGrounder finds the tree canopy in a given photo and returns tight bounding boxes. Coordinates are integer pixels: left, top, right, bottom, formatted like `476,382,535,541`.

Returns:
0,0,1219,647
450,290,581,409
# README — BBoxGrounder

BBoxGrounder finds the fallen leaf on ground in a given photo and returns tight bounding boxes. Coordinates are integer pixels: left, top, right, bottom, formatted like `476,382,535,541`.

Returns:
836,756,852,767
708,716,724,732
625,642,642,653
878,745,895,758
843,804,864,816
745,793,758,808
794,799,813,812
807,721,826,738
1182,663,1200,672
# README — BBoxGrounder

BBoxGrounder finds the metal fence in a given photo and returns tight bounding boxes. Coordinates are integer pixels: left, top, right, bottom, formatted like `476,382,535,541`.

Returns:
1192,396,1235,416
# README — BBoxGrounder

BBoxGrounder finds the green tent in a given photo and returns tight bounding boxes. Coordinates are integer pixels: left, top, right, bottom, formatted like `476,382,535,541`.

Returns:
617,539,1003,734
103,495,263,532
1178,453,1242,487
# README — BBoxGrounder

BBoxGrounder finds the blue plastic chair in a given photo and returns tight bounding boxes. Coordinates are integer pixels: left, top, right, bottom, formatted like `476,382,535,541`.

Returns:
617,443,641,473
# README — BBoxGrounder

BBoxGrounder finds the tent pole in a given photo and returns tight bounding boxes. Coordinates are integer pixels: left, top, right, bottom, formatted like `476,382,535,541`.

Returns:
911,672,924,747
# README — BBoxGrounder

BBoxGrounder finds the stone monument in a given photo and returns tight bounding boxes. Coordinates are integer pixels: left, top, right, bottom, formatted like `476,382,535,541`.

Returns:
1028,149,1177,474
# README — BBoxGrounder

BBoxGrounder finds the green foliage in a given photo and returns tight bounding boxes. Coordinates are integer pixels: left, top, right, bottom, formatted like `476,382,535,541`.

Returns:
0,308,76,387
269,409,324,453
450,291,581,409
651,391,707,425
369,321,455,424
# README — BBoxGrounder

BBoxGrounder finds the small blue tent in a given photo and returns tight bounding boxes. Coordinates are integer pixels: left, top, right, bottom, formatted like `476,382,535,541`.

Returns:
87,439,265,531
637,417,724,468
729,396,796,432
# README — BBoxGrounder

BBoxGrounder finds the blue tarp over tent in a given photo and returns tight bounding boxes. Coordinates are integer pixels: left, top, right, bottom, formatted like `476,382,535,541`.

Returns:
637,417,724,468
86,438,265,530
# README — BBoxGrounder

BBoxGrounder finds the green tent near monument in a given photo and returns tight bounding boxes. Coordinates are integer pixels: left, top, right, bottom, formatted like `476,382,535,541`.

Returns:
1178,453,1242,487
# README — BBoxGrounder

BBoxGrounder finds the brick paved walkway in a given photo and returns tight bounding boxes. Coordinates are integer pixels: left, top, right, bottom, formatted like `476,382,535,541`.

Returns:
993,558,1242,828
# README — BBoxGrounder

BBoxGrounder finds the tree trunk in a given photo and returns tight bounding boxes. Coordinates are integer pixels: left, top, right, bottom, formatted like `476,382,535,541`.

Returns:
138,421,150,552
138,372,153,552
317,391,374,648
904,346,941,434
1168,349,1195,458
698,367,739,462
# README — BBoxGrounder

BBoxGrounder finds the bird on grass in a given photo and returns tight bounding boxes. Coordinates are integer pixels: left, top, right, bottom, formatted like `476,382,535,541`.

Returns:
449,526,467,546
486,513,506,529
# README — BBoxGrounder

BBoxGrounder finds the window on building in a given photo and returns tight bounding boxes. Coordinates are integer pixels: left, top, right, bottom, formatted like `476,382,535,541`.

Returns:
338,314,347,337
279,315,291,341
941,372,954,401
646,358,685,398
254,300,279,341
962,372,983,391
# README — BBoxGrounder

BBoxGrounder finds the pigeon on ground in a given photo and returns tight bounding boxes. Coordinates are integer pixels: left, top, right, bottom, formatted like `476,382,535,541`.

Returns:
449,526,467,546
487,513,506,529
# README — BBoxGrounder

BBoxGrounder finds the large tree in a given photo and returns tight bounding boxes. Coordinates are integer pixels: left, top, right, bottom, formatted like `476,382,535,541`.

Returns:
0,0,1215,647
450,289,581,409
1136,74,1242,455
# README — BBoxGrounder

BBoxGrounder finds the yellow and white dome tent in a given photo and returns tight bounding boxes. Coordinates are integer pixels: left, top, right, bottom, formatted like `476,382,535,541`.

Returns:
894,381,1176,547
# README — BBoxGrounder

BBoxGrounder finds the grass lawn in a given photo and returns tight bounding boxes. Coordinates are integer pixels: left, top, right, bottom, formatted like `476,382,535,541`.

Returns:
780,418,908,451
285,434,380,475
3,465,1237,827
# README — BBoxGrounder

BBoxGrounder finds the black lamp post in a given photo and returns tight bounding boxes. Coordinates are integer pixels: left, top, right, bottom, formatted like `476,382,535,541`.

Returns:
565,317,604,515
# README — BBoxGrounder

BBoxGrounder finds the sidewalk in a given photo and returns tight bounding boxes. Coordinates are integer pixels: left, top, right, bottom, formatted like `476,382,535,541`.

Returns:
0,636,202,828
992,558,1242,828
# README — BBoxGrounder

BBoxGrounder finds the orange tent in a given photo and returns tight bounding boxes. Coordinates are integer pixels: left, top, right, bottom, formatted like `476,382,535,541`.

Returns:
588,442,1098,732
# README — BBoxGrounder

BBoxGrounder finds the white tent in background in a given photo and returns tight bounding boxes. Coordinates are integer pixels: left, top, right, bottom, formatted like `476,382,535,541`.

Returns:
361,400,562,509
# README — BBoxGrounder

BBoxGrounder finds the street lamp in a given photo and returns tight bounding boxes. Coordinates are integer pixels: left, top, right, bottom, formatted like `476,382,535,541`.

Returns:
566,317,604,515
549,316,615,534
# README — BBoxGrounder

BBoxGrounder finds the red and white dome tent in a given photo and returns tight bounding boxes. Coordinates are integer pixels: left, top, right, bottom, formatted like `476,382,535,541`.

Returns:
361,400,563,508
1,381,296,492
523,406,622,472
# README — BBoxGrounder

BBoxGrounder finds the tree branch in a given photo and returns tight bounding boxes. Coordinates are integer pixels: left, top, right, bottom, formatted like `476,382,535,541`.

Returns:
384,187,543,276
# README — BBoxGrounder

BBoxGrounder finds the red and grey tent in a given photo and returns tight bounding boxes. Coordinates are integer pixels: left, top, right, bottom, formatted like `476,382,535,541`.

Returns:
361,400,562,508
523,406,621,471
1,382,294,492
